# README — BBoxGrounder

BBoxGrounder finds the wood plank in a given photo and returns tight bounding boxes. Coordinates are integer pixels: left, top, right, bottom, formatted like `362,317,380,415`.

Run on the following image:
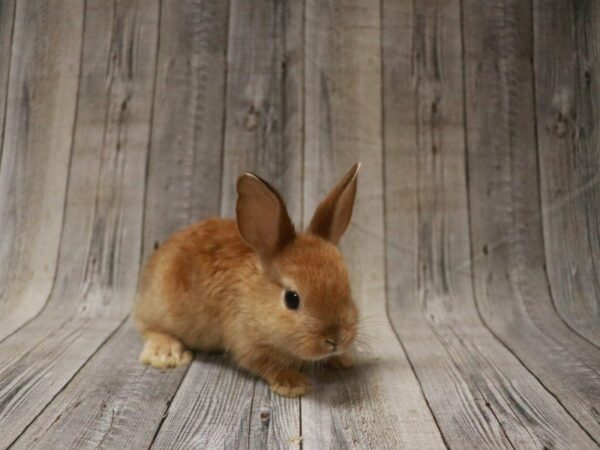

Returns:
10,321,187,450
143,0,228,256
152,355,257,449
0,1,159,446
382,1,598,448
301,1,446,448
533,0,600,346
219,0,304,222
248,383,303,448
462,0,600,443
0,0,15,164
153,364,301,449
0,0,82,341
11,1,230,447
151,0,303,447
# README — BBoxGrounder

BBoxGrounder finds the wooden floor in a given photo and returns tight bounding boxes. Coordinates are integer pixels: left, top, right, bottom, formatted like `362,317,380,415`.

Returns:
0,0,599,448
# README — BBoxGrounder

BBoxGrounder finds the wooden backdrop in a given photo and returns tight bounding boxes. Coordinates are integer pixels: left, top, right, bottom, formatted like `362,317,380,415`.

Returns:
0,0,599,448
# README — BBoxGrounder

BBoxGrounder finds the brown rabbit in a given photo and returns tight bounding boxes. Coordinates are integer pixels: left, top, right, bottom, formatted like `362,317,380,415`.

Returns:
134,163,360,397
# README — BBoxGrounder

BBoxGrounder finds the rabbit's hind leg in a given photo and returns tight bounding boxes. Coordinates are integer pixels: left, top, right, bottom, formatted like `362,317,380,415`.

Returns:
139,331,193,369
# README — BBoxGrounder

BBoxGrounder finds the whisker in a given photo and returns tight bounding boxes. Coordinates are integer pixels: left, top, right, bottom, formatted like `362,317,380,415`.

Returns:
354,332,385,345
357,318,391,326
359,314,389,320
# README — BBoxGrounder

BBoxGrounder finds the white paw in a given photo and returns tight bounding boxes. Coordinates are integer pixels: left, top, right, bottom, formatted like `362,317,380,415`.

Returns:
140,338,193,369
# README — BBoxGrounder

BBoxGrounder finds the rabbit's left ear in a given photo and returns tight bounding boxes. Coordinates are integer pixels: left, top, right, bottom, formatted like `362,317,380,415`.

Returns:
236,173,296,262
308,162,361,245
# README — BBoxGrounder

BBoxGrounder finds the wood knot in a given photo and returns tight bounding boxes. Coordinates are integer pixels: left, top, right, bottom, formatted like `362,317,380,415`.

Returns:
259,409,271,427
553,112,569,138
245,107,260,131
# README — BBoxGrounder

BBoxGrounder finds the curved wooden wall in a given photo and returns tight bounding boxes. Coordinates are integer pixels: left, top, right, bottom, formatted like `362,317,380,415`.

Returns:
0,0,598,448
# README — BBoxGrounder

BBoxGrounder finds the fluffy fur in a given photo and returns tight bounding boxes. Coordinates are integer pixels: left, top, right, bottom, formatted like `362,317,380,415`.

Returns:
134,164,361,397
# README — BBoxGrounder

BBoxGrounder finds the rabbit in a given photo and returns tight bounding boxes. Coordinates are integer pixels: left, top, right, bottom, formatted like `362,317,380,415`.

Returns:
134,163,361,397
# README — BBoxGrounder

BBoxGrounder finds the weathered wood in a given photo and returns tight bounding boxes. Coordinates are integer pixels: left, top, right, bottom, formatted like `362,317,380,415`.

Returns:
220,0,304,222
11,3,231,447
302,1,446,448
153,364,302,449
0,0,15,164
151,0,303,447
152,356,256,449
0,0,82,341
11,320,188,450
533,0,600,346
1,1,600,448
248,383,302,448
382,1,598,448
143,0,229,256
463,0,600,443
0,1,159,446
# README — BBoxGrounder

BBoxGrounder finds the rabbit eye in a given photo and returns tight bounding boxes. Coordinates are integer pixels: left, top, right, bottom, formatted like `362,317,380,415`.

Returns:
284,290,300,310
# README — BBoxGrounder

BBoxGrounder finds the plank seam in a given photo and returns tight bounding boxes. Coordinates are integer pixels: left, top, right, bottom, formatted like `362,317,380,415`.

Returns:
147,363,193,449
217,0,231,218
384,307,449,449
471,381,516,449
298,0,306,445
0,0,16,169
440,325,516,449
246,379,257,450
299,0,306,233
142,0,163,269
380,0,449,447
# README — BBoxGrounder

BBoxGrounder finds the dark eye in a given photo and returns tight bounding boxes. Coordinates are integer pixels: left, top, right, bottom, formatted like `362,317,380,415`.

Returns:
284,290,300,310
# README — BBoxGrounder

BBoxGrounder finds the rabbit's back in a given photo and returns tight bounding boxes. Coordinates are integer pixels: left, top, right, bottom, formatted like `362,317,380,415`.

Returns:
134,218,257,351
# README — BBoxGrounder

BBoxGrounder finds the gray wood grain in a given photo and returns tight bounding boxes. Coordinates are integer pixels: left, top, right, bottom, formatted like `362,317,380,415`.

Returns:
220,0,304,223
152,355,257,449
153,364,301,449
1,1,600,448
11,3,232,447
143,0,229,256
301,1,446,448
0,1,159,446
462,0,600,443
0,0,82,341
248,383,302,449
151,0,303,447
0,0,15,165
11,320,188,450
533,0,600,347
382,1,598,448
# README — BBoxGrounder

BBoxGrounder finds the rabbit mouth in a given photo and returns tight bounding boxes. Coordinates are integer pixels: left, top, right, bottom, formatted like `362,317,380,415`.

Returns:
282,325,356,361
292,338,353,362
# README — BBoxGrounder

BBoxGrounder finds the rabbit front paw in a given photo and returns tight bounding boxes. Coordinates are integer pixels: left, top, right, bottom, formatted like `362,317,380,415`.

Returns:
324,352,356,369
140,331,193,369
268,369,312,398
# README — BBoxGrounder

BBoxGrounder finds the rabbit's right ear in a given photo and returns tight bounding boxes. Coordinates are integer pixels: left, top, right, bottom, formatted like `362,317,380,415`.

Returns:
236,173,296,262
308,162,360,245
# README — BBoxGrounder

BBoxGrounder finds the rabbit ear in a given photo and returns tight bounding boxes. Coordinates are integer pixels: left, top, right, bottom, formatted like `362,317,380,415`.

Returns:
308,162,361,245
236,173,296,261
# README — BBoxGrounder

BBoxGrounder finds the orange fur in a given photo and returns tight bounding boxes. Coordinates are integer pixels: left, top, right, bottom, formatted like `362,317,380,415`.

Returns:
134,164,361,397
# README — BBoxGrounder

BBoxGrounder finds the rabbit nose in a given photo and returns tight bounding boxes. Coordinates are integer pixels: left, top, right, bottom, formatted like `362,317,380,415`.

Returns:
325,338,337,350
